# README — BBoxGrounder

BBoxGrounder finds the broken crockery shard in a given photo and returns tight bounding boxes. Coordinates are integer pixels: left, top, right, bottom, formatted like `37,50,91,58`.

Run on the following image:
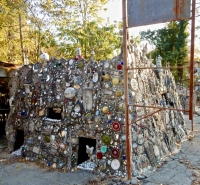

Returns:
6,43,187,179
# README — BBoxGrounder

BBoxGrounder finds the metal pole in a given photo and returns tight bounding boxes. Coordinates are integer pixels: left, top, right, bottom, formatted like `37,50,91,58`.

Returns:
134,104,190,112
189,0,196,132
128,66,189,70
131,109,162,124
122,0,132,180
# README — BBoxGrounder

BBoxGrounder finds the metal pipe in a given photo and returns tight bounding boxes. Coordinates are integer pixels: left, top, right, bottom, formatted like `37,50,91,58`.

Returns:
131,109,162,124
127,17,193,29
189,0,196,127
128,66,189,70
122,0,132,180
133,104,189,112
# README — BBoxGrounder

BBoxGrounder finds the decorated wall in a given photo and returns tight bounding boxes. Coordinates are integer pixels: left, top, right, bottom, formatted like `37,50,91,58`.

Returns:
6,43,187,178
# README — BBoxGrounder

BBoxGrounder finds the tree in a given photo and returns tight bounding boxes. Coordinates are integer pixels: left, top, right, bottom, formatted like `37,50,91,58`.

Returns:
56,0,118,59
57,20,122,60
22,0,121,61
140,20,189,81
0,0,52,64
0,0,31,64
32,0,122,60
0,0,122,64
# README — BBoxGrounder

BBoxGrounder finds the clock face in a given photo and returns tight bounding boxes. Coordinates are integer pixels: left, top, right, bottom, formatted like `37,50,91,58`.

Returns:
130,79,138,91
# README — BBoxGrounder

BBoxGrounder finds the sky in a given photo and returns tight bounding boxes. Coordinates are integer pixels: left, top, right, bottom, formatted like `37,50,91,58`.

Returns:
100,0,166,51
101,0,166,36
101,0,200,51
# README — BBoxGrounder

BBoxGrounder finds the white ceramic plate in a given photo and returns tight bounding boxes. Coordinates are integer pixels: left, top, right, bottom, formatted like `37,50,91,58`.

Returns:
111,159,120,170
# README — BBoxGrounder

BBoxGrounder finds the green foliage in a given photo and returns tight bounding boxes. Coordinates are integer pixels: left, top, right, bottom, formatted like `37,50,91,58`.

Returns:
140,20,189,81
57,21,122,60
55,0,121,60
195,48,200,61
0,0,121,64
0,0,27,64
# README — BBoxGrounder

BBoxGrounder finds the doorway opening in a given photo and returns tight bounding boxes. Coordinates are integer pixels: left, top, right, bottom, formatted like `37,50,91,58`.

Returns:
47,108,62,120
0,77,10,140
14,130,24,151
77,137,96,165
0,112,7,139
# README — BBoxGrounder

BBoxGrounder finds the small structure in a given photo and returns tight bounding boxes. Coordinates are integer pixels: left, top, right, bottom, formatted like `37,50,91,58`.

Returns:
6,41,187,179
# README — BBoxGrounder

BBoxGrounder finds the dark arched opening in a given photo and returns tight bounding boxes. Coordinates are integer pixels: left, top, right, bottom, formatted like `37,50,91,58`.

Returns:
14,130,24,151
77,137,96,165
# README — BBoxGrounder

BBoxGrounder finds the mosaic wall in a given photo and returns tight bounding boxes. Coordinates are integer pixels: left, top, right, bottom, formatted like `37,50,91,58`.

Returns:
6,43,187,178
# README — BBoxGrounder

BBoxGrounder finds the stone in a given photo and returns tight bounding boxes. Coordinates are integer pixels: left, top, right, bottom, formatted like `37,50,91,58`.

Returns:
32,147,40,154
5,42,187,181
131,177,138,184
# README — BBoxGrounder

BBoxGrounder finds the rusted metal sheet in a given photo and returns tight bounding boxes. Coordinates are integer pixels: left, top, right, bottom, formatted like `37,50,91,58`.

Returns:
127,0,191,27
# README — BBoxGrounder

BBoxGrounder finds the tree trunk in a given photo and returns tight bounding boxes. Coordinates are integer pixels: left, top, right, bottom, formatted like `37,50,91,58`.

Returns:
36,28,41,62
19,14,25,65
177,62,183,81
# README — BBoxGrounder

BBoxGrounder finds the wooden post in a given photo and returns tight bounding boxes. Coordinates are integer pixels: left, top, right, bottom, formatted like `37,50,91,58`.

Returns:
122,0,132,180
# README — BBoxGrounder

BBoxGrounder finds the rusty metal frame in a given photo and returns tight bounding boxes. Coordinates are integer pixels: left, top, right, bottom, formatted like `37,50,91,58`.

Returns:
122,0,132,180
134,104,190,112
123,0,195,180
130,109,162,125
189,0,196,133
130,105,189,125
128,66,189,70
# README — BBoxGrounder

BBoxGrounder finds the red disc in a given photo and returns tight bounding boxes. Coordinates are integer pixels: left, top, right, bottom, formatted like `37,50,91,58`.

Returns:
117,64,122,70
111,148,120,158
96,152,103,159
74,55,83,60
112,122,121,131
